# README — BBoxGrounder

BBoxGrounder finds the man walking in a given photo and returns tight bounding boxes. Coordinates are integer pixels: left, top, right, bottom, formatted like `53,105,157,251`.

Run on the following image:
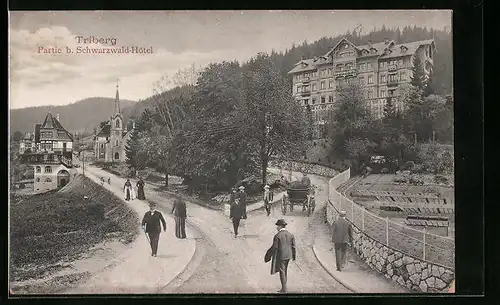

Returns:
265,219,296,293
263,185,272,217
238,186,247,219
230,192,244,238
331,210,353,271
141,202,167,257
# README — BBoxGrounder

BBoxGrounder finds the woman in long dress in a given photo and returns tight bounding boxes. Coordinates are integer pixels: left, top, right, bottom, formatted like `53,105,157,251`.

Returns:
123,179,132,201
136,177,146,200
171,199,187,239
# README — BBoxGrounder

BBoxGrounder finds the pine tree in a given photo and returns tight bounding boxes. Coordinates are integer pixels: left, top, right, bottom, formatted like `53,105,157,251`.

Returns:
423,69,435,97
410,56,427,91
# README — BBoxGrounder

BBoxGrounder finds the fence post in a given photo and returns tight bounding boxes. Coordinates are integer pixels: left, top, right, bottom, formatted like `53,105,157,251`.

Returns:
423,227,426,261
351,200,354,223
362,207,365,231
385,217,389,246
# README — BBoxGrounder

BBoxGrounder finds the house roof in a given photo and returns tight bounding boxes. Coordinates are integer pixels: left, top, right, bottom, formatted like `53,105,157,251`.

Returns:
39,113,73,141
95,123,111,138
288,38,435,74
379,39,435,60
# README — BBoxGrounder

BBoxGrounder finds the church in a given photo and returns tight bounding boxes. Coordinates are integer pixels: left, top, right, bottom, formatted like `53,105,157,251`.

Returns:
93,84,134,163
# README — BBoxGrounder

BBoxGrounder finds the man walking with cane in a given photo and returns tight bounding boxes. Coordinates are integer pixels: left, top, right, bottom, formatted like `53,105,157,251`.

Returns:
141,202,166,257
331,210,353,271
264,219,296,293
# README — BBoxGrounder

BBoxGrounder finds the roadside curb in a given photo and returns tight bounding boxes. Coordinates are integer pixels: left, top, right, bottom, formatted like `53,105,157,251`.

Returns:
311,245,357,293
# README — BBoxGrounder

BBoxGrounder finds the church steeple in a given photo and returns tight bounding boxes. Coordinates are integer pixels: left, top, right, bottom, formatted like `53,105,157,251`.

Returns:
114,80,121,115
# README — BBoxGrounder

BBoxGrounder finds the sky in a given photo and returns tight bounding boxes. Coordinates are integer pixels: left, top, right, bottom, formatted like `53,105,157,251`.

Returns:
9,10,451,109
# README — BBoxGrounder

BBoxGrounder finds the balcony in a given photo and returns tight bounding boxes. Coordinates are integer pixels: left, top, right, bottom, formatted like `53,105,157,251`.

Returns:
388,64,398,72
301,76,311,83
387,79,399,87
301,90,311,96
334,69,357,77
21,153,73,167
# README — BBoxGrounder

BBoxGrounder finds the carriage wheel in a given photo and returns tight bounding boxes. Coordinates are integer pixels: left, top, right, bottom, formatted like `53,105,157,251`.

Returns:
281,197,286,215
289,201,294,212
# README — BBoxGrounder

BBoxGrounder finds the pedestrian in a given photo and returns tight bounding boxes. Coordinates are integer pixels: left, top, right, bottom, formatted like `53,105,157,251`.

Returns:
331,210,353,272
264,219,296,293
108,177,111,184
136,177,146,200
130,183,136,200
229,188,238,219
123,179,132,201
263,185,272,217
301,173,311,188
238,185,247,219
141,202,167,257
230,192,244,238
171,199,187,239
100,177,104,186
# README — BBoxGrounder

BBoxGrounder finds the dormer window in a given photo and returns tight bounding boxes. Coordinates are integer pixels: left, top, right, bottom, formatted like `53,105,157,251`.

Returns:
370,48,377,53
363,50,369,55
344,44,349,49
400,45,408,53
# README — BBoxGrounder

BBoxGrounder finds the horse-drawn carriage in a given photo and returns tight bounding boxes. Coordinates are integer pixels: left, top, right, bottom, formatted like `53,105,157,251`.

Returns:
281,179,316,216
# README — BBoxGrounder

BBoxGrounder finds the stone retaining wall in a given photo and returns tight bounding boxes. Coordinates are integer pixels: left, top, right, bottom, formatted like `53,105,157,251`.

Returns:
327,197,455,293
269,160,338,178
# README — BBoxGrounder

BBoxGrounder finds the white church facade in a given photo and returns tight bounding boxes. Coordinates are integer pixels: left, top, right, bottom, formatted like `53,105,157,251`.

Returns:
93,84,134,163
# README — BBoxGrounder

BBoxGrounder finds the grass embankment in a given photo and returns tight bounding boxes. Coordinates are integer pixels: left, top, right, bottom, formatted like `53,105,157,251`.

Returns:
10,174,139,283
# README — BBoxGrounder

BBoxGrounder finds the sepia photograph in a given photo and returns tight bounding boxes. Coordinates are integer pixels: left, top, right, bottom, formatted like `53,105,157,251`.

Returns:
8,10,454,295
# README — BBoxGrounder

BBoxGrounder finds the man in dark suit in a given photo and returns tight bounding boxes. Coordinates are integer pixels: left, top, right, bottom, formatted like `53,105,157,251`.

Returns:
238,186,247,219
265,219,296,293
331,210,353,271
230,192,244,238
141,202,167,257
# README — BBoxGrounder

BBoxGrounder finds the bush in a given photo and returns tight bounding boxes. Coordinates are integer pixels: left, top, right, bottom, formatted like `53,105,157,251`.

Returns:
393,175,408,184
409,174,424,185
403,161,415,170
411,164,425,174
380,168,389,174
434,174,449,185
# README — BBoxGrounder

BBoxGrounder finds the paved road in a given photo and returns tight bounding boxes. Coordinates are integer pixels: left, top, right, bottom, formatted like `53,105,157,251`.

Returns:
84,164,350,293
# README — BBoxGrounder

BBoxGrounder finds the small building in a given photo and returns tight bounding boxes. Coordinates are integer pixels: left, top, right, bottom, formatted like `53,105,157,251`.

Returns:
21,113,74,193
19,132,34,154
93,84,134,163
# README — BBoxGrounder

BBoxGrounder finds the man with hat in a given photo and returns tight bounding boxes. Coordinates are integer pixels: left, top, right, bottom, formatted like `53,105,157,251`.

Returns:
263,185,273,217
331,210,353,271
230,189,245,238
141,202,167,257
238,185,247,219
264,219,296,293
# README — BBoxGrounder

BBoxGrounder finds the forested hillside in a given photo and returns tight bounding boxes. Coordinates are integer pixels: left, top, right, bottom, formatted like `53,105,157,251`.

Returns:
10,98,136,134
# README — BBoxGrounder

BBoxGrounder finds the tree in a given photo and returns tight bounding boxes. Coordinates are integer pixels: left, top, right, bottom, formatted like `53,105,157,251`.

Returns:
329,81,373,155
238,53,309,186
410,55,427,91
125,129,147,174
11,131,24,143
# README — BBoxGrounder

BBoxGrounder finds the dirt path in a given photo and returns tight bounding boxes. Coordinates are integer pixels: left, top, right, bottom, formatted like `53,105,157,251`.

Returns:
79,165,349,293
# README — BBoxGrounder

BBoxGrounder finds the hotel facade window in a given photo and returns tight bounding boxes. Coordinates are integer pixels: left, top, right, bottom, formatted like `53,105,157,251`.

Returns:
328,95,334,103
321,81,325,90
45,166,52,173
312,98,316,104
368,75,374,84
312,83,317,91
321,96,326,103
400,71,407,81
381,74,387,83
380,90,387,98
329,80,334,88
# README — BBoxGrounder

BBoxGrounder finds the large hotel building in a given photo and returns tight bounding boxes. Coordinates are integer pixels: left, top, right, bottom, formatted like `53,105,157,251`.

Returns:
288,37,436,138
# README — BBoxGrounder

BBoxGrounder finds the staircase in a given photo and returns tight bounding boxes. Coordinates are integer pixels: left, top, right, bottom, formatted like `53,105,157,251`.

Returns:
59,155,73,168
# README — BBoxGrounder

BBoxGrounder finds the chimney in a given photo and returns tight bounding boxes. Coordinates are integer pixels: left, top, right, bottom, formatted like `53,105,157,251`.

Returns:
56,114,60,121
132,120,136,129
384,37,389,44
